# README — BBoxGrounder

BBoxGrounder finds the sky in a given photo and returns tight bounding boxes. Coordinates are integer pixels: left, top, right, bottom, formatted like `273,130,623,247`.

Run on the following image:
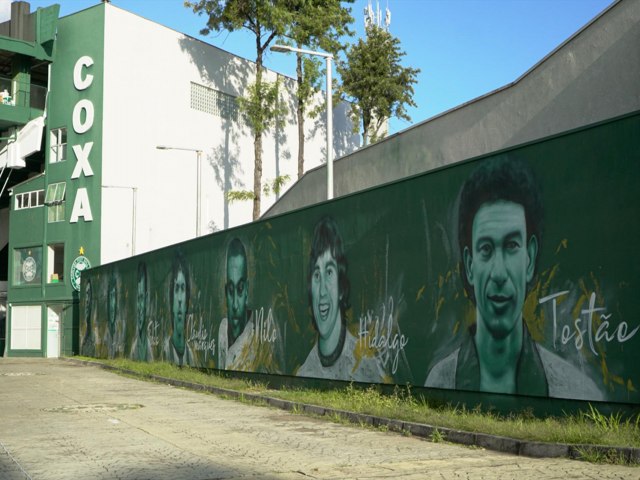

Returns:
2,0,614,135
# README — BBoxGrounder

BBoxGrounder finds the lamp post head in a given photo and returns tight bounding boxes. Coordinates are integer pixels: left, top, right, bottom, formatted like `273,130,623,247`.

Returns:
270,45,292,53
271,44,333,59
156,145,203,155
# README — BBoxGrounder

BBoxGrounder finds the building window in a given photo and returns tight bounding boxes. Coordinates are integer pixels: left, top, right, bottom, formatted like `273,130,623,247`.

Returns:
14,189,45,210
10,305,42,351
47,243,64,284
190,82,239,121
12,246,43,286
45,182,66,223
50,127,67,163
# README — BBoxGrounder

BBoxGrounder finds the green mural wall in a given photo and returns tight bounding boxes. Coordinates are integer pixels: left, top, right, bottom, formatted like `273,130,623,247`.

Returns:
81,112,640,405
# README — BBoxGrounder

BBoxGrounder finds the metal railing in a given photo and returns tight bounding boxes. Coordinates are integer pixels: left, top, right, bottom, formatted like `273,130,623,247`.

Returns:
0,76,47,109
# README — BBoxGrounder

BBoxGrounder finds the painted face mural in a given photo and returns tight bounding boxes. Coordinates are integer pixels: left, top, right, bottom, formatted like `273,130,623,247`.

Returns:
84,279,92,328
80,278,96,357
172,267,187,354
312,249,342,350
465,201,536,340
108,278,117,334
136,266,147,336
80,113,640,405
226,254,248,343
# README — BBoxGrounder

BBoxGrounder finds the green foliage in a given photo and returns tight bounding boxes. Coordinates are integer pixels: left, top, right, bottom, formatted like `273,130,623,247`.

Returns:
431,428,444,443
262,174,291,196
227,175,291,202
297,56,323,116
238,77,288,136
283,0,354,107
226,190,256,202
580,403,640,436
277,0,354,178
185,0,297,219
337,24,420,145
574,446,636,465
583,404,623,432
285,0,354,54
185,0,293,52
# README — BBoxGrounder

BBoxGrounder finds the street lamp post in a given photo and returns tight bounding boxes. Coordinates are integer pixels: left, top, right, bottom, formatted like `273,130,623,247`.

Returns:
270,44,334,200
156,145,203,237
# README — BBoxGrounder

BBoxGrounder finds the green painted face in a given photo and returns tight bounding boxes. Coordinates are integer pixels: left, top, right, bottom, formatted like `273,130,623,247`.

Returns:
108,282,117,332
311,249,341,348
226,254,248,344
84,281,92,327
172,268,187,355
136,274,146,336
464,201,537,340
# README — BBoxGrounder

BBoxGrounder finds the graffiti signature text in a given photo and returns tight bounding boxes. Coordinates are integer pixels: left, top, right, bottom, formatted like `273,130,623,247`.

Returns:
254,307,277,343
539,291,638,355
147,320,161,347
187,314,216,353
358,296,408,374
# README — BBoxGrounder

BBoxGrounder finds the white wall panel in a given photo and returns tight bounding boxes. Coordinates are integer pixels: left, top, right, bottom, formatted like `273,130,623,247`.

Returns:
101,5,359,263
10,305,41,350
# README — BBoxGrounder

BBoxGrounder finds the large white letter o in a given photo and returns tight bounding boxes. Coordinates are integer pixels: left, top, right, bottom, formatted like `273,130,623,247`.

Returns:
72,99,94,134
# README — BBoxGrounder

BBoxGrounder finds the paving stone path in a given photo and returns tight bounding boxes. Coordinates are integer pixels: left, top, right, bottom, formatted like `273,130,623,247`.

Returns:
0,358,636,479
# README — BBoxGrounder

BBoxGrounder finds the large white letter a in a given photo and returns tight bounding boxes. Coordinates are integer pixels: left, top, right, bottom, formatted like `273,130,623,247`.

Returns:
70,188,93,223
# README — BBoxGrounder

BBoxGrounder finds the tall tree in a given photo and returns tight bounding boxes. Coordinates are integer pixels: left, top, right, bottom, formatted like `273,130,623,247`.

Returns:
337,24,420,146
282,0,354,179
186,0,293,220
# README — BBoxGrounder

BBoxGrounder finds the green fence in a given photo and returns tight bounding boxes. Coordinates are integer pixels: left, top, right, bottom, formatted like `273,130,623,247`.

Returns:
82,112,640,407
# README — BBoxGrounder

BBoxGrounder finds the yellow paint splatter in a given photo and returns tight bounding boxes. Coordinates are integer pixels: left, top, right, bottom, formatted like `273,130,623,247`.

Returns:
612,375,624,386
352,329,378,373
435,297,445,322
555,239,568,255
523,280,544,342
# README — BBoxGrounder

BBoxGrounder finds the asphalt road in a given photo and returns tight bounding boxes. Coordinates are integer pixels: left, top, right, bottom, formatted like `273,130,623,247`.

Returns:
0,358,636,479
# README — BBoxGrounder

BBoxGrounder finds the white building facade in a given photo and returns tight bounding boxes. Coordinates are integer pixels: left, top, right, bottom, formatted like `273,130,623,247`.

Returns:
96,3,358,262
2,1,358,357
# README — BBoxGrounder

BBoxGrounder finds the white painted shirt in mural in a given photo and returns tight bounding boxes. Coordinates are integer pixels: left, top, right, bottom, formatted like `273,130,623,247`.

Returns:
163,337,193,367
536,345,604,400
130,335,153,362
217,317,256,371
103,328,124,359
297,330,385,382
424,340,604,401
80,328,97,357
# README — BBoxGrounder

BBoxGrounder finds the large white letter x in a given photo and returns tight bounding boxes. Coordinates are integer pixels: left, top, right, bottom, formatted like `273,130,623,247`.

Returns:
71,142,95,179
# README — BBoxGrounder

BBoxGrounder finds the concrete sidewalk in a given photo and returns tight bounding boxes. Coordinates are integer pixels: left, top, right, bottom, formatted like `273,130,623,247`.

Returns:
0,358,636,479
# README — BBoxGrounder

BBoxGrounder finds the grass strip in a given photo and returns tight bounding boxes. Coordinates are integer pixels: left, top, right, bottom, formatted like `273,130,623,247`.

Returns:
71,357,640,463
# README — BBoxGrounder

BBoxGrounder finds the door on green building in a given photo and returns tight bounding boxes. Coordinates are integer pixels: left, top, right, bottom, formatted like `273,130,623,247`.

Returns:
46,305,62,358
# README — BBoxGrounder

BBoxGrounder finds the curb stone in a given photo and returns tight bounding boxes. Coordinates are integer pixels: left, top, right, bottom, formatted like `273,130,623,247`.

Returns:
442,428,477,446
61,358,639,463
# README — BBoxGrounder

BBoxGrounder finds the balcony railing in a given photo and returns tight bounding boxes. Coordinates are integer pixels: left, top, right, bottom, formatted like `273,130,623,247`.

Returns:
0,76,47,110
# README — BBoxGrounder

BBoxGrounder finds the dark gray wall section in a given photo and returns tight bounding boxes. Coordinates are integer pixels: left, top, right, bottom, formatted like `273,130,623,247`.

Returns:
265,0,640,217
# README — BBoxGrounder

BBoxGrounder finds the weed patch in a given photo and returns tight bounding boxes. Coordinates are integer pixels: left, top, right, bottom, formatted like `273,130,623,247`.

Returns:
431,428,444,443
